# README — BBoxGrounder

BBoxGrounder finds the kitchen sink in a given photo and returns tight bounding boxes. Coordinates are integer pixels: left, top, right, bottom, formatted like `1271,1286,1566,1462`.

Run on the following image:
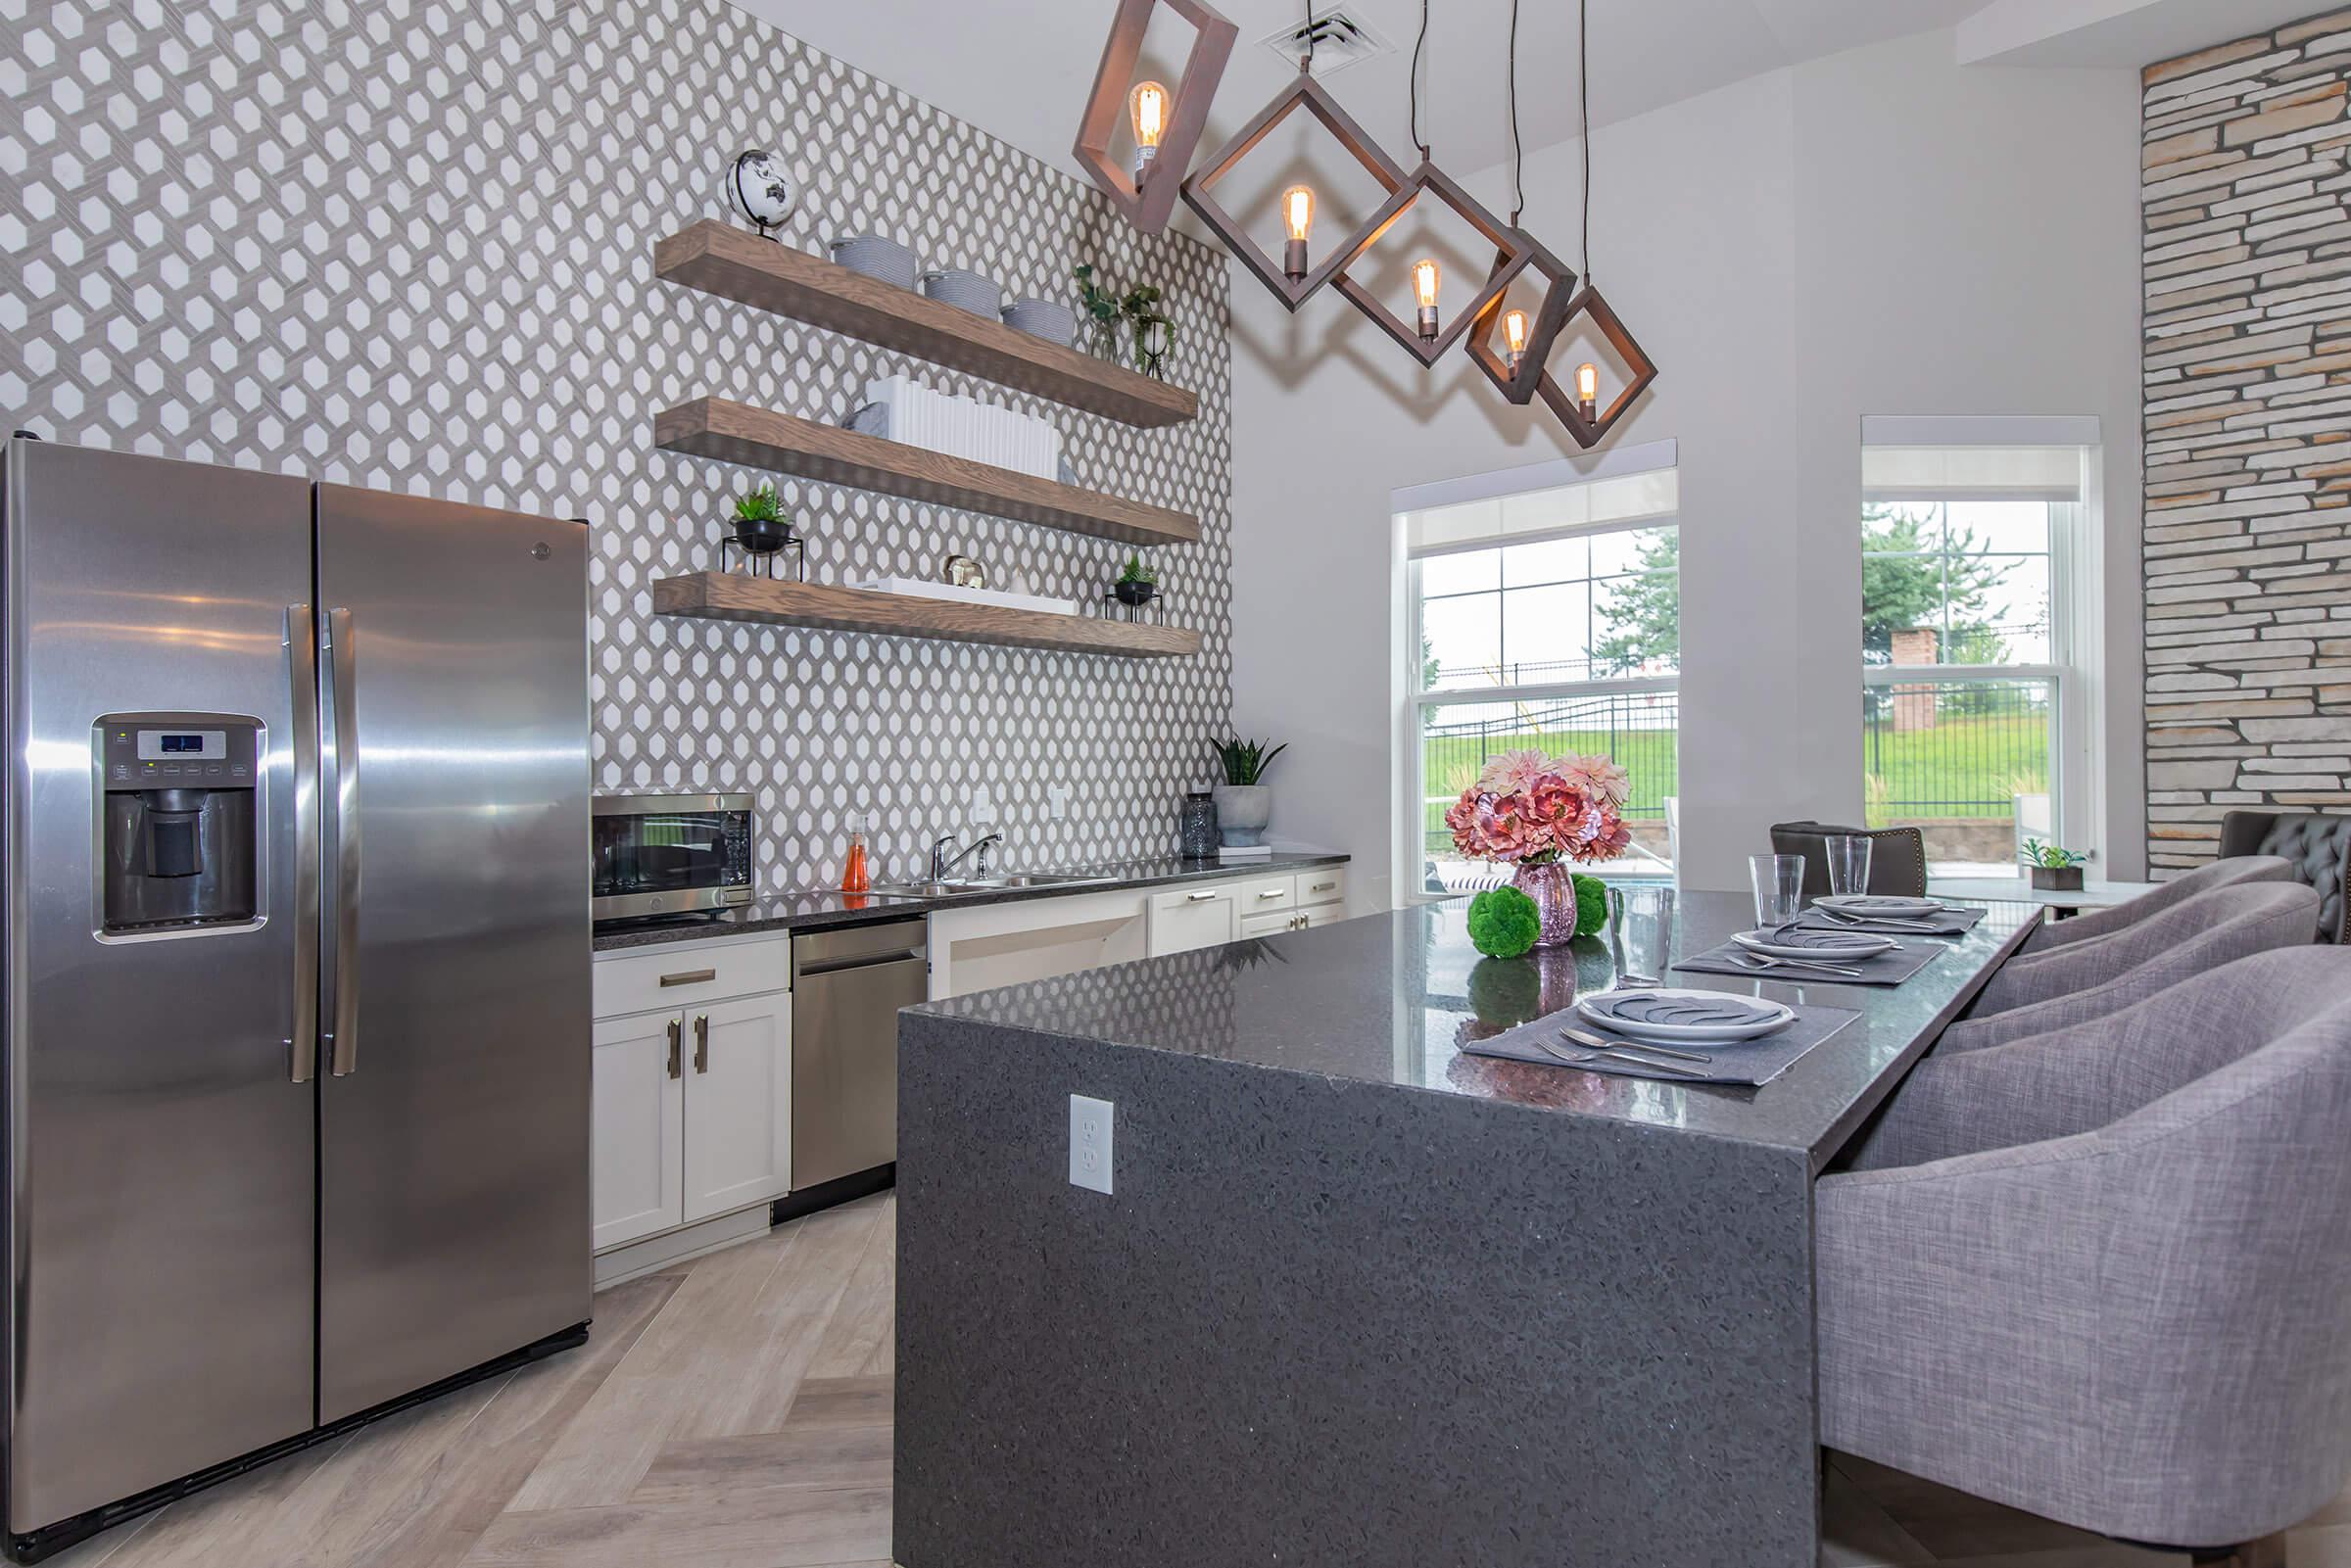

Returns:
874,872,1119,899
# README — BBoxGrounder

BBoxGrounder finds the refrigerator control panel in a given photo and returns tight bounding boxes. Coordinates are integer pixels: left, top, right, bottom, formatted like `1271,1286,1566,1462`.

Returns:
99,716,259,790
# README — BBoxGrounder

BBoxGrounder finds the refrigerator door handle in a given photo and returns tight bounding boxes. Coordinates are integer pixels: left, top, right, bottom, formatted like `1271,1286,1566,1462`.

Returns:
286,603,320,1083
324,606,361,1077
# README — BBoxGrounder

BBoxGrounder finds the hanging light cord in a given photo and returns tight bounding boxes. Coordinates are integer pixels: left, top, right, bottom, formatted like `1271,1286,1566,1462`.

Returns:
1579,0,1593,280
1410,0,1430,160
1299,0,1314,72
1508,0,1524,225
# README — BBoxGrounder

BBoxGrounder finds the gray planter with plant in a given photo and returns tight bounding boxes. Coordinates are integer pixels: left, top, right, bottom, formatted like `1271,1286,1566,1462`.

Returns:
2022,837,2086,892
1211,736,1285,848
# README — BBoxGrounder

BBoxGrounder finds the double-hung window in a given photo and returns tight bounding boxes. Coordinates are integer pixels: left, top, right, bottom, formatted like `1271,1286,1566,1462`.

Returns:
1858,420,2104,876
1398,447,1681,895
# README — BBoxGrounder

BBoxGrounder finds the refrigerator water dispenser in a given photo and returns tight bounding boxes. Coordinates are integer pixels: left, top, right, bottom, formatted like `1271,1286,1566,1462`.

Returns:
95,714,261,931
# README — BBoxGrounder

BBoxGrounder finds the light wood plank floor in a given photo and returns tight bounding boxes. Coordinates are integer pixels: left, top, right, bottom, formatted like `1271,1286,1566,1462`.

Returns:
37,1191,2351,1568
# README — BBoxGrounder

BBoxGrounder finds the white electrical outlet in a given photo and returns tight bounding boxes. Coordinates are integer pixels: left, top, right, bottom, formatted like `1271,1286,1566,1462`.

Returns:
1048,784,1072,821
1069,1094,1114,1194
971,788,996,824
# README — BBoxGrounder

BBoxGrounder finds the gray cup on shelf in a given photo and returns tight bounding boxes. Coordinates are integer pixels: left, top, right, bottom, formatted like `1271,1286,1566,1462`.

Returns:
829,234,920,291
1001,298,1077,347
921,267,1003,317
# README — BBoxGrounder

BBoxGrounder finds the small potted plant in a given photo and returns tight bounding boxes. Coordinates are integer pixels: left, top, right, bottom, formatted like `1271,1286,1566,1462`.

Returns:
2021,837,2087,892
1075,262,1123,360
1210,736,1285,848
731,482,796,554
1113,553,1159,608
1122,283,1174,379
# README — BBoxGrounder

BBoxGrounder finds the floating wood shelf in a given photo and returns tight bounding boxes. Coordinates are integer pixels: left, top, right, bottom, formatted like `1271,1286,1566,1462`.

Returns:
654,221,1199,430
654,397,1201,548
652,574,1203,659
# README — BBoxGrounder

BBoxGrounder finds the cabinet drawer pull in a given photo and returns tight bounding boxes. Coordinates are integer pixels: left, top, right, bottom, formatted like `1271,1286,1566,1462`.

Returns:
1310,880,1337,894
1257,889,1284,901
659,968,718,988
665,1018,683,1080
1185,890,1218,902
694,1014,710,1074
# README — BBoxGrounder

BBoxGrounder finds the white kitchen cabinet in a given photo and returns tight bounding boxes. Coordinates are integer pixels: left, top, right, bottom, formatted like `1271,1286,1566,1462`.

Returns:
592,930,794,1259
591,1012,686,1252
681,993,792,1223
928,886,1149,1002
1148,883,1239,956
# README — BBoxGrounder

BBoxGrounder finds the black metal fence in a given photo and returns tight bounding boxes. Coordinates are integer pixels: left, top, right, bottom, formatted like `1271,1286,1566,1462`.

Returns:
1861,676,2052,820
1420,692,1679,857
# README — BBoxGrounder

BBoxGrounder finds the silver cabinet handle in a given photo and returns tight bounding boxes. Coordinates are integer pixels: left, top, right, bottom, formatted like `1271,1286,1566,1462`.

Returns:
666,1018,683,1080
1310,880,1337,894
659,968,717,988
694,1014,709,1074
1186,890,1218,902
1257,889,1284,900
324,607,361,1078
285,604,320,1083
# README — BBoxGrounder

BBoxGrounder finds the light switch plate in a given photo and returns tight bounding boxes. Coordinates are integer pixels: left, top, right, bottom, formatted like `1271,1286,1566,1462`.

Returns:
1048,784,1072,821
1069,1094,1114,1194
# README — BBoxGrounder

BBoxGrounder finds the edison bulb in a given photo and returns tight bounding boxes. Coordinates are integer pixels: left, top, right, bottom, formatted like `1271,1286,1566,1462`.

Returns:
1128,80,1170,176
1503,308,1530,372
1575,360,1601,419
1280,184,1316,281
1412,258,1443,341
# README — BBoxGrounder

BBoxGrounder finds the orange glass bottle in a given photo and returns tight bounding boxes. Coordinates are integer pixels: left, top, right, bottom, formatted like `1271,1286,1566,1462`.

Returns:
840,816,871,894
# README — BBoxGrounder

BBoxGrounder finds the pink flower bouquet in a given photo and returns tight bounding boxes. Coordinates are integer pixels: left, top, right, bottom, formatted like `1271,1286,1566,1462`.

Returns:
1444,748,1633,868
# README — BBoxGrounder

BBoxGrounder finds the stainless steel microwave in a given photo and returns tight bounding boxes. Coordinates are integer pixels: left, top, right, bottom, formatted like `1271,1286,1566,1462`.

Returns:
591,792,755,920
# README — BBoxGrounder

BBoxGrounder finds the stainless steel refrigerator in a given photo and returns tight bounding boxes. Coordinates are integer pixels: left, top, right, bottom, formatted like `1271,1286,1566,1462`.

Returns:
0,436,593,1560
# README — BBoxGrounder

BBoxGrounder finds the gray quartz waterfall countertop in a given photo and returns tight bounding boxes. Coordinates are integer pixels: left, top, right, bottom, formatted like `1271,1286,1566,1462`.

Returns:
893,889,2040,1568
912,889,2038,1168
589,851,1349,951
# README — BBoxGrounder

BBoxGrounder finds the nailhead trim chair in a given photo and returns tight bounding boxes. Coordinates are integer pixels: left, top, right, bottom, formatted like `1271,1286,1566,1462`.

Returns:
1822,946,2351,1562
1963,879,2318,1019
2019,855,2293,954
1944,876,2319,1047
2220,811,2351,945
1768,821,1928,900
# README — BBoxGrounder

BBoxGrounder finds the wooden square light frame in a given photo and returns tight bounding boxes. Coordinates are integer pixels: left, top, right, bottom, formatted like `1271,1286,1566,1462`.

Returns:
1179,71,1419,312
1330,164,1535,369
1536,283,1659,449
1074,0,1241,235
1464,231,1577,407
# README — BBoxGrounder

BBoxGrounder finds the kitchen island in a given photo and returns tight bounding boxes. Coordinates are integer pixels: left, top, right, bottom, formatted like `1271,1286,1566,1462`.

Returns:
893,891,2038,1568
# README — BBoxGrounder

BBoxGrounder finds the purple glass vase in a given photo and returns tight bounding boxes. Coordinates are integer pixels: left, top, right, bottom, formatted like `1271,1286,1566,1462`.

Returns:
1513,861,1577,948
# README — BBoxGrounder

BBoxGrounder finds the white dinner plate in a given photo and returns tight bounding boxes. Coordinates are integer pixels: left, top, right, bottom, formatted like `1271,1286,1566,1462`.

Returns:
1732,927,1896,961
1816,894,1947,919
1576,988,1797,1044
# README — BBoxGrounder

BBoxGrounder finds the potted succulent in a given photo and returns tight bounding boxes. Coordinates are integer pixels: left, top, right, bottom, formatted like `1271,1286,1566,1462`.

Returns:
1210,736,1285,848
2022,838,2087,892
1113,552,1159,607
731,482,796,554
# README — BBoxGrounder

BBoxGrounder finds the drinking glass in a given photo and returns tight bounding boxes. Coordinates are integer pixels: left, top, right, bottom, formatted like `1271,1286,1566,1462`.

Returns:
1824,834,1872,898
1750,854,1804,928
1607,885,1674,987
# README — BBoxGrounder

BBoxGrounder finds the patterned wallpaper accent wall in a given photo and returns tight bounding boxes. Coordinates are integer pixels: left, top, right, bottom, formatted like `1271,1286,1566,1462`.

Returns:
2141,9,2351,874
0,0,1237,891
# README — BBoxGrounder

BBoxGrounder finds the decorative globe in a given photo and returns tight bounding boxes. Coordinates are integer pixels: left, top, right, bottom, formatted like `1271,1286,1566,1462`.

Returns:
723,150,798,235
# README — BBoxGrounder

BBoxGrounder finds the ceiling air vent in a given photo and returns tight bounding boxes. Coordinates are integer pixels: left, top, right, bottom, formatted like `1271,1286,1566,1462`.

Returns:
1257,9,1397,78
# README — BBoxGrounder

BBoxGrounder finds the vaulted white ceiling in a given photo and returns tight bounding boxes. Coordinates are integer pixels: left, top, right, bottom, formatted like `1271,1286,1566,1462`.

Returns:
732,0,1992,179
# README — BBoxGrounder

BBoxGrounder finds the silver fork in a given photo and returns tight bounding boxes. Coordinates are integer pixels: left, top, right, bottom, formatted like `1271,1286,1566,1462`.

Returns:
1730,950,1863,978
1814,908,1943,933
1535,1037,1711,1079
1559,1024,1712,1064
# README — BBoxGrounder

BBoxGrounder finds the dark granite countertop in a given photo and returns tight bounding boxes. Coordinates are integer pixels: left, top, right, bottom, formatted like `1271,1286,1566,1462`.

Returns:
591,851,1351,952
912,889,2037,1166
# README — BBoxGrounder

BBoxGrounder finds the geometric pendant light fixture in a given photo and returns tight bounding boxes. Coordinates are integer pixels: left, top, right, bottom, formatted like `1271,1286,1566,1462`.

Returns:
1466,231,1577,406
1074,0,1242,235
1180,67,1421,312
1331,165,1534,368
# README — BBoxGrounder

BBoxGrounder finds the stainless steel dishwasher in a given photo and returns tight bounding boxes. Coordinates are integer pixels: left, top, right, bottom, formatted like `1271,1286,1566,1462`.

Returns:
791,919,929,1193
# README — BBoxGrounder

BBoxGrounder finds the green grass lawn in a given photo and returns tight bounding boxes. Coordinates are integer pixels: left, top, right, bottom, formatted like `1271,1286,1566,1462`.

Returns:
1420,715,2047,846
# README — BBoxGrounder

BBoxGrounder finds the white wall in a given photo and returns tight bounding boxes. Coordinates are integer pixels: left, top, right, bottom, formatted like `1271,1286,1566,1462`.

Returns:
1229,27,2143,905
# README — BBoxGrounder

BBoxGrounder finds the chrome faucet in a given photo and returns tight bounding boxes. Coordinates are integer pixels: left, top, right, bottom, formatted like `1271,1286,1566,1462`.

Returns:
929,831,1004,882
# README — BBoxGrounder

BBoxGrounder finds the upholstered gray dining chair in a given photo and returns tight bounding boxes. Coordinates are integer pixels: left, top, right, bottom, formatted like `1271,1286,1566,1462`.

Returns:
1943,877,2318,1051
1768,821,1928,899
1821,946,2351,1563
1964,879,2317,1019
2221,810,2350,944
2019,853,2293,954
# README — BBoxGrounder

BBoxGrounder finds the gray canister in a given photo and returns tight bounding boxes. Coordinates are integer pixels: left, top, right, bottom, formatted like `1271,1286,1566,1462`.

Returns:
1178,790,1221,860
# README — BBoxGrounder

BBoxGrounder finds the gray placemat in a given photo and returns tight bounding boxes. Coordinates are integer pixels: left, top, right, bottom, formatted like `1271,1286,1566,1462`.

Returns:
1675,934,1940,987
1460,995,1861,1086
1797,904,1985,936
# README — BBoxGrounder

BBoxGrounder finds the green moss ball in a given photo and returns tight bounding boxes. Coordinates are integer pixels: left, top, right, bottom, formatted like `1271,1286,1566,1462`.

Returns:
1467,885,1543,959
1571,874,1609,938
